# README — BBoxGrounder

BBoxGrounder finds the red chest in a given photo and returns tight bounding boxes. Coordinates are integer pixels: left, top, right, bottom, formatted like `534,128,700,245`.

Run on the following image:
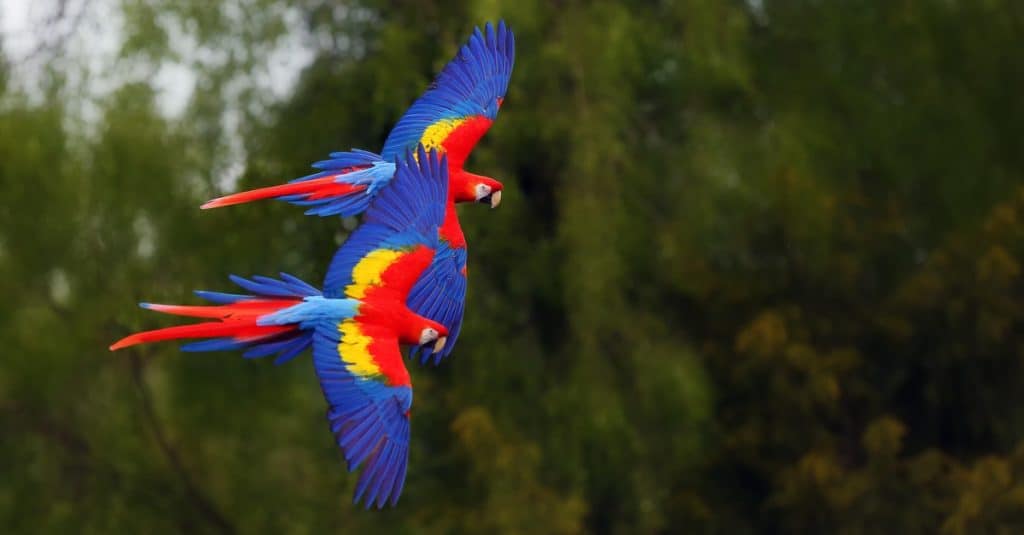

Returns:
439,201,467,249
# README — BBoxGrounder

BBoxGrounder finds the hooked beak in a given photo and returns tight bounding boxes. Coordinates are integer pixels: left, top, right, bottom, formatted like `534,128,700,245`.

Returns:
480,190,502,209
433,336,448,353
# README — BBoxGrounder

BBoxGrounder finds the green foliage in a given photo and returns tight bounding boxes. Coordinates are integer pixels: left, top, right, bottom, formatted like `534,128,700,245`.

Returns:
3,0,1024,533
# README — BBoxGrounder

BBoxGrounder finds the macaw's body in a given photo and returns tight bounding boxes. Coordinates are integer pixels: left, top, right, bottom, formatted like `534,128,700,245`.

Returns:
200,21,514,365
111,148,452,508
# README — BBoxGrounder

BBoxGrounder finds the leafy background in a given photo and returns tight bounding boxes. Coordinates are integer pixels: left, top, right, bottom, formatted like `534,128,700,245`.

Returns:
2,0,1023,533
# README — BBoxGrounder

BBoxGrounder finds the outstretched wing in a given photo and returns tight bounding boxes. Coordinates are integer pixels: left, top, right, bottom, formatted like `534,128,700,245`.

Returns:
312,316,412,508
380,21,515,169
407,243,467,365
324,147,447,298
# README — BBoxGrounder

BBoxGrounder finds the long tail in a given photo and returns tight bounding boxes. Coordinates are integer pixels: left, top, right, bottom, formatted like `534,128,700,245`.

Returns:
201,149,396,218
110,273,322,365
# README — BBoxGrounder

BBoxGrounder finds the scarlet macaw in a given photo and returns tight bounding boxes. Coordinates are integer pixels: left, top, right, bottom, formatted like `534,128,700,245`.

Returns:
111,147,452,508
201,21,514,365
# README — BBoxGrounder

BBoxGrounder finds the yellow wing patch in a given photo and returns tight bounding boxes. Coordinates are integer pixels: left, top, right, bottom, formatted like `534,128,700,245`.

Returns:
419,118,467,151
338,319,380,377
346,248,404,298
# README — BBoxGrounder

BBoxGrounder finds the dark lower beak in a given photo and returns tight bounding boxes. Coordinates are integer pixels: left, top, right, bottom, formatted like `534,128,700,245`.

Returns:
478,190,502,208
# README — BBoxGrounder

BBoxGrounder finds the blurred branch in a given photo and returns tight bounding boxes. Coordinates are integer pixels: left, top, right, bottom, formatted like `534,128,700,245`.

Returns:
128,352,237,535
1,402,90,456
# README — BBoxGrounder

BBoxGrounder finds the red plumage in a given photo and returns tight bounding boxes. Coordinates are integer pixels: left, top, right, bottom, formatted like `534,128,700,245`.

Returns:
201,174,368,209
440,116,494,170
109,298,302,350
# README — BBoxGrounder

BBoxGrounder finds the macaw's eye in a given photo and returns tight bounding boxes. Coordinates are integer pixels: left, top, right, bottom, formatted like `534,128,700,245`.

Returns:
475,183,492,199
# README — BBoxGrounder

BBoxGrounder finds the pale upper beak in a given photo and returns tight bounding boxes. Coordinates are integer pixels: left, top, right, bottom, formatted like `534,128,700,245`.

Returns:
489,190,502,208
433,336,448,353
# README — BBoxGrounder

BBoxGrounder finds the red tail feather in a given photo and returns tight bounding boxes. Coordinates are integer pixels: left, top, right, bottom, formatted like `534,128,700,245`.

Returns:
109,298,302,351
201,174,367,209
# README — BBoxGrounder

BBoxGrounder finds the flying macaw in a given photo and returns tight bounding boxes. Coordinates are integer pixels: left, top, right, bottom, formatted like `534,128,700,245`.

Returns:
200,21,515,365
111,147,451,508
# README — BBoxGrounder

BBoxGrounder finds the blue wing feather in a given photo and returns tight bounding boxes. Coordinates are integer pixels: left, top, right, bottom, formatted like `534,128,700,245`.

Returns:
323,147,448,297
406,242,467,365
307,148,386,174
363,147,446,237
227,273,321,299
381,21,515,159
311,319,412,509
193,290,251,304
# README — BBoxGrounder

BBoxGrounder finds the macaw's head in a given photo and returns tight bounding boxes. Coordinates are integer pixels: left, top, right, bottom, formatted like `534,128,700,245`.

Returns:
454,170,504,208
406,316,448,353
